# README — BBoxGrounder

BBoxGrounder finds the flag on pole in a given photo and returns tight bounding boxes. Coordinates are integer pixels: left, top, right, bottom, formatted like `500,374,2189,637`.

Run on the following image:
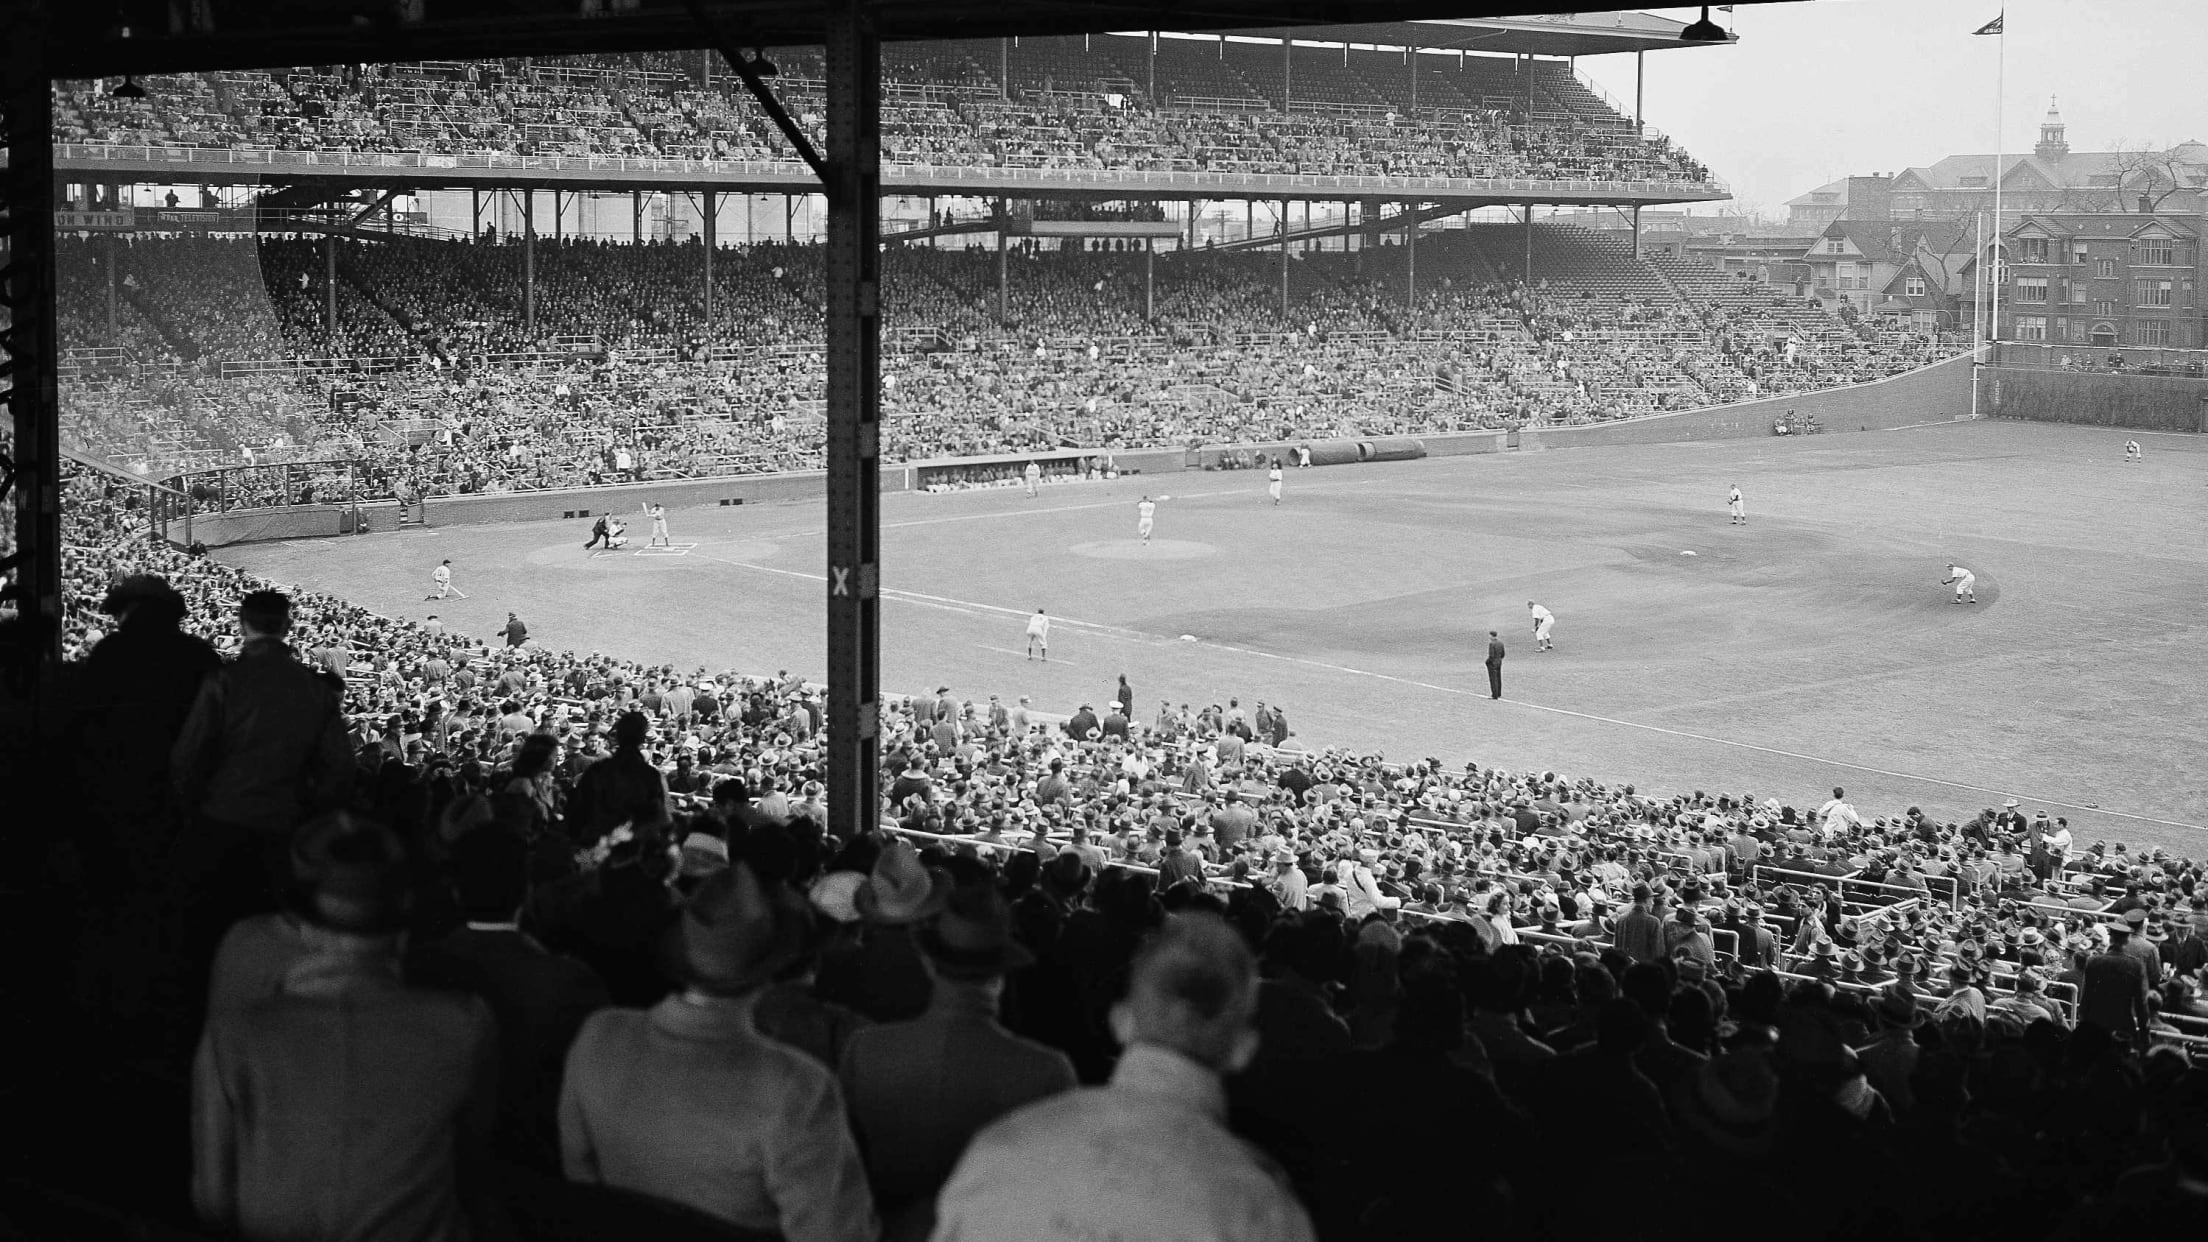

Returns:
1973,13,2004,35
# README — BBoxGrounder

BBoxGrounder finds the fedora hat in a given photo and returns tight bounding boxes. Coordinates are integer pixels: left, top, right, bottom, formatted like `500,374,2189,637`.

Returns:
681,862,812,994
1875,982,1926,1028
807,870,868,924
919,884,1034,979
289,812,410,936
855,838,951,924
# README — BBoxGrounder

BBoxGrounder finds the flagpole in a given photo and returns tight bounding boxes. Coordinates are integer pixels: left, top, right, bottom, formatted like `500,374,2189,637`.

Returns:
1988,16,2005,352
1972,210,1985,416
1974,211,1985,355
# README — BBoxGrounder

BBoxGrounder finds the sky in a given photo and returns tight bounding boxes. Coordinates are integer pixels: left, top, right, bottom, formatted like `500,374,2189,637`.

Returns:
1571,0,2208,217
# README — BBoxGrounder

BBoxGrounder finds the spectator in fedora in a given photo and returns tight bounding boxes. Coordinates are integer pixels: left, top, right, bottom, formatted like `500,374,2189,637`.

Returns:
1856,981,1926,1115
564,710,669,846
558,861,876,1241
2081,920,2153,1050
838,883,1074,1238
1613,883,1665,964
814,837,946,1023
410,825,610,1172
169,589,354,1031
933,913,1315,1242
73,573,220,849
192,815,500,1242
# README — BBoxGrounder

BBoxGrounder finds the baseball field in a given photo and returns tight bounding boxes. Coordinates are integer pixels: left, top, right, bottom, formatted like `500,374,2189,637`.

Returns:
216,417,2208,852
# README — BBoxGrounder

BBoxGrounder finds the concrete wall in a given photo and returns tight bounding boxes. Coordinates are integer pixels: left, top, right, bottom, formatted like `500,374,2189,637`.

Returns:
182,354,1977,547
1983,366,2208,433
1523,353,1977,450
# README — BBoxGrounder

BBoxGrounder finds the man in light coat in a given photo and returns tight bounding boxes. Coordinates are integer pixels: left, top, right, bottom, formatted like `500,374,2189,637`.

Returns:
932,914,1315,1242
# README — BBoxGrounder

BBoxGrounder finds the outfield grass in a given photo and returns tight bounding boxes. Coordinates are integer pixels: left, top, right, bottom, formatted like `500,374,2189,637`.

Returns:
219,419,2208,852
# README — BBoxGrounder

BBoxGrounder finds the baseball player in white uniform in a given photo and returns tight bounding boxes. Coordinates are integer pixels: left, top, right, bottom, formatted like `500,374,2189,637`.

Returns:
1136,496,1157,544
2124,440,2142,465
1267,460,1283,506
427,558,465,600
645,502,671,548
1025,609,1051,661
1528,601,1556,651
1728,484,1746,525
1024,460,1042,496
1942,564,1977,604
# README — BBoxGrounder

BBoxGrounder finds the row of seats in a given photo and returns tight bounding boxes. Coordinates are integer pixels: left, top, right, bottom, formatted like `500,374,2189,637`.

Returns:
51,49,1712,184
55,232,1962,483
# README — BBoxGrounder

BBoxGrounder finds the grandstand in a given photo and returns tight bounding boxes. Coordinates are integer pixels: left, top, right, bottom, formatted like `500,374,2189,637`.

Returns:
16,7,2208,1242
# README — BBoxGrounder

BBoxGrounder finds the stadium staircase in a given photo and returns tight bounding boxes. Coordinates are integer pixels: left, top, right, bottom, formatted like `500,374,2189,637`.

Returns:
337,263,442,359
117,284,200,362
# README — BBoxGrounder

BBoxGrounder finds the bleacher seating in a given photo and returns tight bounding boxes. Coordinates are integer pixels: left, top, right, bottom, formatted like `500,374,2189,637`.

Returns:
50,43,1716,186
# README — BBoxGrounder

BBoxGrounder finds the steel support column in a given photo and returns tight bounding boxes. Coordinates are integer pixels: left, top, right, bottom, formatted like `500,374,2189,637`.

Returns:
702,189,716,326
1279,199,1290,323
1406,202,1417,304
1634,50,1644,134
995,200,1008,323
522,190,535,336
1524,204,1535,280
324,231,338,345
823,2,882,839
1144,239,1154,320
1,10,65,691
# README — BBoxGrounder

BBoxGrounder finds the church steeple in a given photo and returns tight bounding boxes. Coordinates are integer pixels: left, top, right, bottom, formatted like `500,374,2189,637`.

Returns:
2036,97,2069,160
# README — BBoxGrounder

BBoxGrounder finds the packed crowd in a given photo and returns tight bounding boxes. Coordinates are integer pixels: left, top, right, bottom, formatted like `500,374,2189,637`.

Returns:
50,50,1716,187
27,459,2208,1242
57,233,1960,491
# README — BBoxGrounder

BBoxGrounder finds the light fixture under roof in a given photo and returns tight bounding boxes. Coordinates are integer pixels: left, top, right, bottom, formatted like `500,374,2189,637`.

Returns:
1679,7,1729,43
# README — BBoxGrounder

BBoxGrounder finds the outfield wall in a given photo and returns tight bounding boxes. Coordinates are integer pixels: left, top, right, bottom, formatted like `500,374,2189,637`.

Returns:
178,354,1974,546
1982,366,2208,433
1517,353,1976,450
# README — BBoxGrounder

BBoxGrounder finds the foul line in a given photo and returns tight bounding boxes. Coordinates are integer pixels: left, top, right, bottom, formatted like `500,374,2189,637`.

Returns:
747,475,1386,540
977,643,1076,666
684,551,2202,833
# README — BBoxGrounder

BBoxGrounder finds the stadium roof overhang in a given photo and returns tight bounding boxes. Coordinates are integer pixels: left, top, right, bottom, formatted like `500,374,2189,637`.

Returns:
48,1,1758,78
1218,14,1736,58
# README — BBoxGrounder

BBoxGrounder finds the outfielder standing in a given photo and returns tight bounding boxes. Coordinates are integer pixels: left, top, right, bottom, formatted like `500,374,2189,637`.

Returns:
1024,459,1042,497
1728,483,1746,525
1025,609,1051,661
1267,459,1284,506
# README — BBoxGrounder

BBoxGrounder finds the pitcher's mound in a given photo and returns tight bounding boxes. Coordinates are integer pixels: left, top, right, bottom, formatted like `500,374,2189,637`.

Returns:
1070,539,1217,561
